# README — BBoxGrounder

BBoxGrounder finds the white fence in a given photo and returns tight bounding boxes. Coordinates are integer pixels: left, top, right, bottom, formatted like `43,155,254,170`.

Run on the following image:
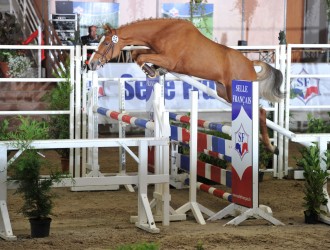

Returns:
2,43,330,239
2,44,330,178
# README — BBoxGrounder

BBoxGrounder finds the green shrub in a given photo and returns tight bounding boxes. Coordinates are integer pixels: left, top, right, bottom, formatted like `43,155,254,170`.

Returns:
115,242,159,250
298,146,329,216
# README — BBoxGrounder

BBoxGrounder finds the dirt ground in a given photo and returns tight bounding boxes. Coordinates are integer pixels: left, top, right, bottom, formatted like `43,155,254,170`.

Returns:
1,140,330,250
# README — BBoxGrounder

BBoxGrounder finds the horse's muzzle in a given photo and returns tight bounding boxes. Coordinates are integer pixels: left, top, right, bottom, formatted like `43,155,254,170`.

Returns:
88,60,98,71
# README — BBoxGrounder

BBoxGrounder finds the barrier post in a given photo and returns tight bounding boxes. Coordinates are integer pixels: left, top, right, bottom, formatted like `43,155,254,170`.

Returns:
0,144,16,240
175,90,215,224
117,78,135,192
74,45,82,177
136,140,160,233
277,44,286,178
145,76,162,218
88,71,101,176
73,72,120,191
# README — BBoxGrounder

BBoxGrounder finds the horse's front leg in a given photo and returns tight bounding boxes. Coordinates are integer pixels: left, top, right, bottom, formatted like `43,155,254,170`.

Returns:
135,54,174,78
259,108,279,155
131,49,154,62
131,50,161,77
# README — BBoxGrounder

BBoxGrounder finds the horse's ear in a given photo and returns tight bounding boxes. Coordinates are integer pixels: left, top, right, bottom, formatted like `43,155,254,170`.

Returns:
103,24,112,35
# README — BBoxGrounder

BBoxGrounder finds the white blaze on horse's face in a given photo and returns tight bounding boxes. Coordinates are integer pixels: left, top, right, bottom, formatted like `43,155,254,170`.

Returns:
97,36,106,52
89,52,95,65
89,36,106,70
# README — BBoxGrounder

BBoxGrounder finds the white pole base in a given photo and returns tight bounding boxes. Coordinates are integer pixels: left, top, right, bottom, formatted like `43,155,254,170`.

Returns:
0,200,17,241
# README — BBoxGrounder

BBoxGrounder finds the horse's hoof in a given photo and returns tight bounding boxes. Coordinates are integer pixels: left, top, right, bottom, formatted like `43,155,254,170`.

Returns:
141,63,156,78
156,67,168,76
148,73,157,78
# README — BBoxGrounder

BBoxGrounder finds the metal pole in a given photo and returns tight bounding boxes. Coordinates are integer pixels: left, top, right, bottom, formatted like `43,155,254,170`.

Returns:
156,0,160,18
241,0,245,41
283,0,287,33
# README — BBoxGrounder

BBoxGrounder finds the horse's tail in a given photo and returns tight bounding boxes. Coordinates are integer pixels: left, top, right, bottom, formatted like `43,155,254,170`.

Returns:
253,61,285,102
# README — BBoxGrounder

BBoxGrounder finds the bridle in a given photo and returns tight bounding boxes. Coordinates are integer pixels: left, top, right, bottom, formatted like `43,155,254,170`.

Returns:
93,29,119,66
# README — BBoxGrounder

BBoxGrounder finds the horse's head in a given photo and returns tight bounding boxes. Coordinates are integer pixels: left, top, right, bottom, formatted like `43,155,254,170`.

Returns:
89,25,121,71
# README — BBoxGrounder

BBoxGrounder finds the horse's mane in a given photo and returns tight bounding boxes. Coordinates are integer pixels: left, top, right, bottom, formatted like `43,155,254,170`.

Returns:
120,18,190,28
103,18,190,35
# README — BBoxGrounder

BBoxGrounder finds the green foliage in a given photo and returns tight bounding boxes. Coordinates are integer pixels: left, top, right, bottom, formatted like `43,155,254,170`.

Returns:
188,0,212,38
1,115,48,150
259,141,273,169
324,149,330,170
3,116,64,219
202,129,231,140
11,150,63,218
298,145,329,216
0,119,9,138
306,113,330,133
196,240,205,250
297,112,330,170
0,50,17,62
115,242,159,250
199,152,227,169
0,12,22,45
44,59,72,158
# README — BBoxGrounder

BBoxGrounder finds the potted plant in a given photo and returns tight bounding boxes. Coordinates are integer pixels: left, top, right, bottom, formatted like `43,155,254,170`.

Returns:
44,59,72,172
1,116,64,237
299,145,329,224
0,50,16,77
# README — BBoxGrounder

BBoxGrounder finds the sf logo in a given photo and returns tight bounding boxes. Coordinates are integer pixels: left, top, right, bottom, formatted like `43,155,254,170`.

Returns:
235,125,249,159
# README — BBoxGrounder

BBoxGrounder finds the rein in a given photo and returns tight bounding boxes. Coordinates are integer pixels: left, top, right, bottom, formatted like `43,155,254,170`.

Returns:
94,29,119,66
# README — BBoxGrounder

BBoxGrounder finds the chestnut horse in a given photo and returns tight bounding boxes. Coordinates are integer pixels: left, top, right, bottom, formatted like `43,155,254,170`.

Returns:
89,19,284,154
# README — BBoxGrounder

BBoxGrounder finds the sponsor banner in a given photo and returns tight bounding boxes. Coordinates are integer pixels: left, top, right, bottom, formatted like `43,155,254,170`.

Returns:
231,80,253,208
95,63,229,112
289,63,330,127
290,63,330,106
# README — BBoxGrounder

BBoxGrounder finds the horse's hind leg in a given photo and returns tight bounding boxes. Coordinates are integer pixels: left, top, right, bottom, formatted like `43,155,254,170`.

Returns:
214,81,230,103
259,108,278,155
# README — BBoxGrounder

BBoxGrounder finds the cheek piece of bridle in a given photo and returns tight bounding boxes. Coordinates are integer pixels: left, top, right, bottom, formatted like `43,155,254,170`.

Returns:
94,29,119,67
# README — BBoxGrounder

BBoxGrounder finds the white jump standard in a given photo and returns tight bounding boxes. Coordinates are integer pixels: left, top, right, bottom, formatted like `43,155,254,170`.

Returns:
171,80,283,226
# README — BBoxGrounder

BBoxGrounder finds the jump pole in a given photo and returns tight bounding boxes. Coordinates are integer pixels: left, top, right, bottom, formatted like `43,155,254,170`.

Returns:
169,112,231,136
170,73,231,107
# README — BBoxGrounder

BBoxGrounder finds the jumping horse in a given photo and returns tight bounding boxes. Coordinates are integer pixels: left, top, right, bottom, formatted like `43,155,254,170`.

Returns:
89,18,284,154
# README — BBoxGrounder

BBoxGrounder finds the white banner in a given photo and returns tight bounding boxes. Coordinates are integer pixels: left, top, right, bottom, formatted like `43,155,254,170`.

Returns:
290,63,330,106
95,63,230,112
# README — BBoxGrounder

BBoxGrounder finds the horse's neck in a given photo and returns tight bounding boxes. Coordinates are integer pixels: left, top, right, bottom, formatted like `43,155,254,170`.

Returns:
118,22,156,47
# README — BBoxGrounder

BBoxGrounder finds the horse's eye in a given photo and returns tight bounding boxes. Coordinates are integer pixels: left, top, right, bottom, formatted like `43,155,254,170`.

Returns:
104,42,109,46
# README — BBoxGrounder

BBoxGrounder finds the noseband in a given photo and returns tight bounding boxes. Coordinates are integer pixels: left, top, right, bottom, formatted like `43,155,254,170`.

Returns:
94,29,119,66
